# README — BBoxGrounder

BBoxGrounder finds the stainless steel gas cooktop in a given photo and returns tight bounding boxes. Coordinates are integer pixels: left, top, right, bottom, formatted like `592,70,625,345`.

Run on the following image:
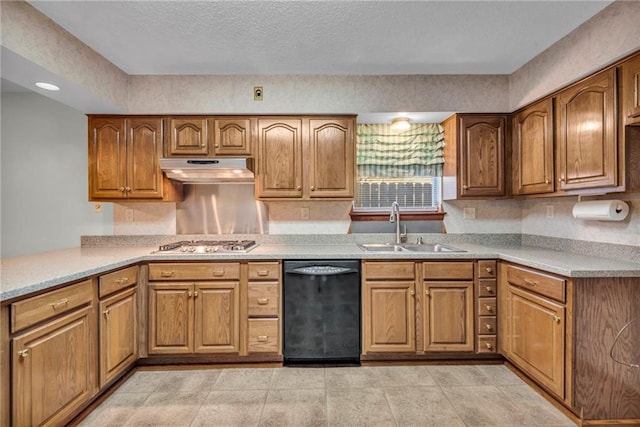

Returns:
153,240,259,254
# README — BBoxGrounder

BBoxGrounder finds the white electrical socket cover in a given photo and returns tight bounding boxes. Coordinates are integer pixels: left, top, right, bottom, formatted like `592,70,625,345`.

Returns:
546,205,554,218
93,202,102,213
125,209,134,222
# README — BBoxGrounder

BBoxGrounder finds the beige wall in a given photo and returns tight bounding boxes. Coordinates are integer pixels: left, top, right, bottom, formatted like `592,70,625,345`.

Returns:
509,0,640,110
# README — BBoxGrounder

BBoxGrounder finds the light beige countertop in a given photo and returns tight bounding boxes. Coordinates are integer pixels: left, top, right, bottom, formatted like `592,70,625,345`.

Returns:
2,240,640,302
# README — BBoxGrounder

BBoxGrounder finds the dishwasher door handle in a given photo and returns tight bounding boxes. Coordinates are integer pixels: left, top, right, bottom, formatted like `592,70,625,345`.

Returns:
285,266,357,276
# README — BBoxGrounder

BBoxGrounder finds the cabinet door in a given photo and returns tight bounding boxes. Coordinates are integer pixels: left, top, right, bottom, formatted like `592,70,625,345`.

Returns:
256,118,303,198
89,117,127,199
508,285,565,398
213,118,252,156
556,68,617,190
148,283,193,354
512,99,555,195
167,117,209,156
194,282,240,353
621,54,640,125
127,118,164,199
362,281,415,353
308,118,355,198
99,287,138,387
12,306,96,427
424,281,474,352
459,115,506,197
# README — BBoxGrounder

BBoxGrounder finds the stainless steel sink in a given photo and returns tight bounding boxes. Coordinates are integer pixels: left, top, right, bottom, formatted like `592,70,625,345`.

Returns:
358,243,466,253
358,243,407,252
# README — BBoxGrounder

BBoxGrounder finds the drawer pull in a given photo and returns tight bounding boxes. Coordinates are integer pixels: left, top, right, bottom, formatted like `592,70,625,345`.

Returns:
17,349,29,358
257,335,269,342
213,270,225,277
485,286,494,293
485,305,494,313
485,324,493,331
115,277,129,285
51,299,69,310
485,267,494,274
257,270,270,277
485,342,494,350
524,278,538,286
553,315,561,324
160,271,175,278
257,298,269,305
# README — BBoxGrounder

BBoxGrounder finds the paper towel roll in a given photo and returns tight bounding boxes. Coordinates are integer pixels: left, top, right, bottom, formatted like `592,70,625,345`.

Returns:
572,200,630,221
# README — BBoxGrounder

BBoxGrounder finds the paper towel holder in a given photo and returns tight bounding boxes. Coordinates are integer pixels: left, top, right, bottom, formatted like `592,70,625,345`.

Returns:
572,199,630,221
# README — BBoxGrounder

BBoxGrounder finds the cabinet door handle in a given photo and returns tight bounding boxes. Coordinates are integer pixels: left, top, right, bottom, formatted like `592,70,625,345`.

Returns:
188,291,193,297
310,186,315,191
17,349,29,358
410,289,415,296
462,185,468,190
200,143,206,148
257,270,269,277
257,335,269,342
160,271,175,278
51,299,69,310
425,289,430,296
125,186,131,192
296,185,302,191
257,298,269,305
214,143,219,148
213,270,225,277
193,291,198,298
553,315,561,324
119,187,125,192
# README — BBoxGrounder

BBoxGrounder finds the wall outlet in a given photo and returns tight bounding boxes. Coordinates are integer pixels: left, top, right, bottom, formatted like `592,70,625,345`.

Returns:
125,208,134,222
301,207,310,220
93,202,102,213
546,205,554,218
463,207,476,219
254,86,263,101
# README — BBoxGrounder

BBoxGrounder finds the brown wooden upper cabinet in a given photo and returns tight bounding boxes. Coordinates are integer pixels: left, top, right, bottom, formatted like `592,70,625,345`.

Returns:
166,116,210,156
212,117,254,156
89,117,177,201
621,54,640,126
512,98,555,196
442,114,507,199
256,116,355,200
555,68,617,190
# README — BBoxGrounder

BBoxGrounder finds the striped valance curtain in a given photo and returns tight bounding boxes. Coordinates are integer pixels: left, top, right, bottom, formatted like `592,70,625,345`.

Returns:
356,123,445,178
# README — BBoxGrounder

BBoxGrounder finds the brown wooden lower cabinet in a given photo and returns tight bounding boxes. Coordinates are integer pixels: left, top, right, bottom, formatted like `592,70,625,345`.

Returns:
499,262,640,424
11,292,97,427
423,281,474,352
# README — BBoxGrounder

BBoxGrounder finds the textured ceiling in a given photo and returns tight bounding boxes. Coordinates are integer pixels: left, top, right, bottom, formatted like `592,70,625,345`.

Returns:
29,0,612,76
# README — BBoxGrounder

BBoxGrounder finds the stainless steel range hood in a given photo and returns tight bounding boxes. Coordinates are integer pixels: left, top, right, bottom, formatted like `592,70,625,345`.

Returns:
160,158,254,183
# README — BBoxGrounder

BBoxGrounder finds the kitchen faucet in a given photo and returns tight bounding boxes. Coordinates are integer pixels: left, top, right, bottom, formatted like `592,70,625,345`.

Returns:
389,201,407,244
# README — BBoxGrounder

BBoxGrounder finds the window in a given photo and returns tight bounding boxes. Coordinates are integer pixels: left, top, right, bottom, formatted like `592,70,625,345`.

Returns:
353,123,444,211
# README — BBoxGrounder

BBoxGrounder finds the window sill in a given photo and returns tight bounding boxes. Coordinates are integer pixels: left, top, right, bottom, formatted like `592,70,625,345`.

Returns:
349,209,446,221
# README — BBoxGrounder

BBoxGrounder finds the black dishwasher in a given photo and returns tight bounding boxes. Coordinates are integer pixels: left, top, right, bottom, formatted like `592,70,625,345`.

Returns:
283,260,361,365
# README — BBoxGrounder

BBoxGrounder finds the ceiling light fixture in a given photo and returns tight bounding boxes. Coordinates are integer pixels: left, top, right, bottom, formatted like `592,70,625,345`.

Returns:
35,82,60,91
390,117,411,131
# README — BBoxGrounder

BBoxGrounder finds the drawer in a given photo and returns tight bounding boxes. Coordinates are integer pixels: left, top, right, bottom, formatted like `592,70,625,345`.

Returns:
506,265,566,302
477,336,497,354
364,261,415,280
11,279,94,333
149,263,240,281
99,265,138,297
248,319,279,353
478,260,497,278
478,297,497,316
248,284,279,317
478,279,497,297
248,262,281,281
423,262,474,280
478,316,497,335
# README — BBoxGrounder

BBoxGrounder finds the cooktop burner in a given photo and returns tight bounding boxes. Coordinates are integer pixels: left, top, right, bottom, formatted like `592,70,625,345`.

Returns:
156,240,259,254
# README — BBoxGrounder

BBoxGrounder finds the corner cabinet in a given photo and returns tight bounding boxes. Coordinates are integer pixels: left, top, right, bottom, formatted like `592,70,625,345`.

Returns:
442,113,508,199
88,116,182,201
256,116,355,200
555,68,617,190
512,98,555,196
621,53,640,125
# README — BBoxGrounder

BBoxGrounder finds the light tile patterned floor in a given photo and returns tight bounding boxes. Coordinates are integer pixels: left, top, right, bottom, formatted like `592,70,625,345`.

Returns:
79,365,576,427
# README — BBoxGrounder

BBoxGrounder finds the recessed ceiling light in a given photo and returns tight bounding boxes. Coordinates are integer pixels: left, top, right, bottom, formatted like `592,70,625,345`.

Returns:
35,82,60,91
390,117,411,131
